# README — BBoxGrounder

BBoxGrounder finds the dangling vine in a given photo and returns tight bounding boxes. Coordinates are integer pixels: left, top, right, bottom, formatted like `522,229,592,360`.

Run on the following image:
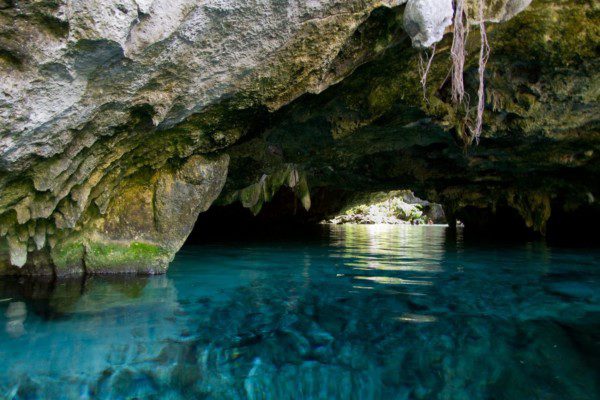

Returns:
418,0,491,146
451,0,469,105
418,43,436,104
468,0,490,144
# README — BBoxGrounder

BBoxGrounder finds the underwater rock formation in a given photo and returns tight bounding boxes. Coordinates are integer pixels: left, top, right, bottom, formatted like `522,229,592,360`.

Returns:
0,0,598,273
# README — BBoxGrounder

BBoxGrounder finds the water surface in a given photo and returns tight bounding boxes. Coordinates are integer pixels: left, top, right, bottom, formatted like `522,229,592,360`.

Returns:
1,225,598,399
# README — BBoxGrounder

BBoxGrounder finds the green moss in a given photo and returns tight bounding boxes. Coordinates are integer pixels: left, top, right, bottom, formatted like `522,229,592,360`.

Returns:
492,0,599,69
36,14,69,37
50,239,171,274
367,83,398,115
50,240,85,271
84,241,171,273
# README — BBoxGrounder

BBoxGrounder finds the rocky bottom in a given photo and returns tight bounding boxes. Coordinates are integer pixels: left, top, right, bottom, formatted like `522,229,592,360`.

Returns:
0,225,598,400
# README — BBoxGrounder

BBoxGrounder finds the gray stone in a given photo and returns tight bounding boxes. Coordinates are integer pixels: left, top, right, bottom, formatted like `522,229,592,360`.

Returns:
0,0,406,171
155,154,230,251
489,0,533,22
403,0,454,48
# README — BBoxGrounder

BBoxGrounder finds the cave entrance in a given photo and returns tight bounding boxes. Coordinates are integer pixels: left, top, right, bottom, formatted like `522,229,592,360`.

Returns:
184,188,447,244
185,186,600,246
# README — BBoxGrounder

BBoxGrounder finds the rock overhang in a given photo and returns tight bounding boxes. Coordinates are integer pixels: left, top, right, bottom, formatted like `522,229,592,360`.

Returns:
0,0,598,274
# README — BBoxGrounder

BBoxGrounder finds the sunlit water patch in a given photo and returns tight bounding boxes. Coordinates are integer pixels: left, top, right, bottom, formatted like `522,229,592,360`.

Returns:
0,225,599,399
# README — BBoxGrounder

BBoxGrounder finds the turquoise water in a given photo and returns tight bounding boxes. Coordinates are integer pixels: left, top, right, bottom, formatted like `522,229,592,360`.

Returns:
0,225,598,399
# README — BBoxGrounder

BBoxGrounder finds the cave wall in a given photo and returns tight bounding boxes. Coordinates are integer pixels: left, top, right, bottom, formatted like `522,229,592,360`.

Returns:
0,0,410,274
220,0,599,236
0,0,598,274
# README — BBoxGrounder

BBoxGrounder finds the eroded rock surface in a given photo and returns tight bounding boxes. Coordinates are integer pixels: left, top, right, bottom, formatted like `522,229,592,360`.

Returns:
1,0,598,274
1,0,407,273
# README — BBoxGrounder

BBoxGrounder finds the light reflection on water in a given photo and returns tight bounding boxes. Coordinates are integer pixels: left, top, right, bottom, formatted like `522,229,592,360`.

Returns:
0,225,599,399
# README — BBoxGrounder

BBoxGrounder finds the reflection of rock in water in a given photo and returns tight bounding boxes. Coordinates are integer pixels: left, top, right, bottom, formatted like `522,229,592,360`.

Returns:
0,275,174,318
0,275,181,399
5,301,26,337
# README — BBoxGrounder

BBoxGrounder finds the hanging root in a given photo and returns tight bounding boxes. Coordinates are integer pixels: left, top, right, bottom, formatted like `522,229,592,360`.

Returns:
414,0,492,145
450,0,468,105
418,43,436,103
447,0,490,145
468,0,490,144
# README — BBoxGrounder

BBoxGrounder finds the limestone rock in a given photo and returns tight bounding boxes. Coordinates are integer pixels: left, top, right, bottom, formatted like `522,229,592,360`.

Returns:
403,0,533,48
79,153,229,274
154,154,230,251
486,0,533,22
0,0,409,273
404,0,454,48
7,234,27,268
0,0,406,170
0,0,596,275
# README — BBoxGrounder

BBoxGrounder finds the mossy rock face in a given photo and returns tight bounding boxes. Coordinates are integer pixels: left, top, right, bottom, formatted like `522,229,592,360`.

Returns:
50,240,85,275
58,153,228,275
83,241,171,275
1,154,229,275
0,0,411,274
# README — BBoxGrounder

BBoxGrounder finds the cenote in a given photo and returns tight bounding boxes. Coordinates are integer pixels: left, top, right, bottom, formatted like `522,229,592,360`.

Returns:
1,225,599,400
1,0,600,399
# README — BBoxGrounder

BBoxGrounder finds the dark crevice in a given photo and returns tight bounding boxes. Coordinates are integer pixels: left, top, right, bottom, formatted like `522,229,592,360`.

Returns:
187,187,323,244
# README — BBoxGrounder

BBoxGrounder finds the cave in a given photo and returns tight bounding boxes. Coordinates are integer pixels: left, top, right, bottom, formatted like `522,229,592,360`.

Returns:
1,0,598,275
0,0,599,398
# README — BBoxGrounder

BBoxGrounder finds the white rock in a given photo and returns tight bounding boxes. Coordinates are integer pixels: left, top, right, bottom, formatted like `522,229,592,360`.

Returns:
403,0,454,48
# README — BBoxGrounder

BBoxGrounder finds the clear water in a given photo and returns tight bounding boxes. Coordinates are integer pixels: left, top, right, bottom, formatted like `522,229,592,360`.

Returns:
0,225,599,400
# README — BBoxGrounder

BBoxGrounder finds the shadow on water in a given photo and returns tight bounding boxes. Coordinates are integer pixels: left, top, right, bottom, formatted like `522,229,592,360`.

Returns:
0,225,599,399
0,275,157,320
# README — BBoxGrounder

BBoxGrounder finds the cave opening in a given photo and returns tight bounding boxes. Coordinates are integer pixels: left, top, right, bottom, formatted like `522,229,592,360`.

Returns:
185,186,600,247
184,186,450,245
